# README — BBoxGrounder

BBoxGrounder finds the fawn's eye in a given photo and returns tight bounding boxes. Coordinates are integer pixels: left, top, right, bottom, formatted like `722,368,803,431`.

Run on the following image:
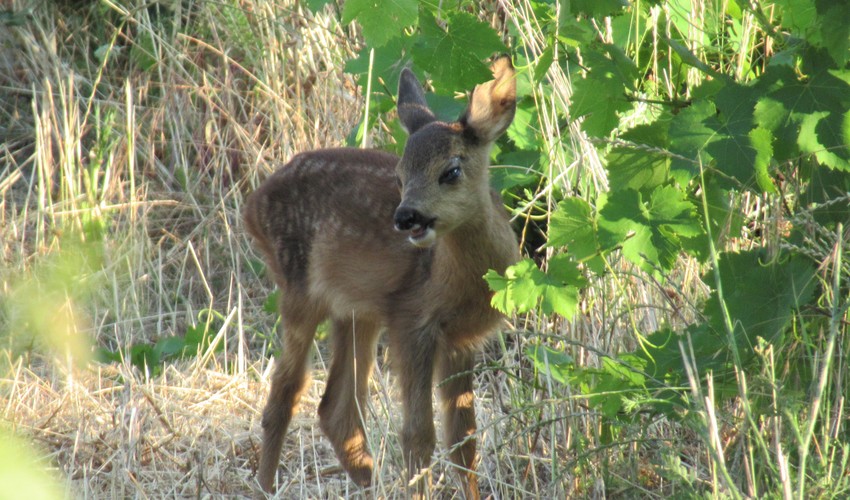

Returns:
438,158,462,185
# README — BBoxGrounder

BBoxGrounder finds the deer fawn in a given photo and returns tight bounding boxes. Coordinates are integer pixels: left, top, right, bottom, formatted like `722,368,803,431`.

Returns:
244,56,518,497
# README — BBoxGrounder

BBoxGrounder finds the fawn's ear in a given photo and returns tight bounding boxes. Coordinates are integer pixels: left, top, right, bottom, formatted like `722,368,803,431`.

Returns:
397,68,437,135
460,56,516,144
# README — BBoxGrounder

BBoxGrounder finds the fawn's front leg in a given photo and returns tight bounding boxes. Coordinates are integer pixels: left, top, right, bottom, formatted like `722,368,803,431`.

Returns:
392,327,438,494
438,348,480,500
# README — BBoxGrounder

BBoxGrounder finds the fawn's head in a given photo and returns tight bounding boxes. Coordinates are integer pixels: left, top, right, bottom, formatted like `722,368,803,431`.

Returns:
393,56,516,248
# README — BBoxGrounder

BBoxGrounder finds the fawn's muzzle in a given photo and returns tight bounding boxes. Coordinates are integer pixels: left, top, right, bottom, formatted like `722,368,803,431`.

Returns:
394,206,437,247
393,207,433,232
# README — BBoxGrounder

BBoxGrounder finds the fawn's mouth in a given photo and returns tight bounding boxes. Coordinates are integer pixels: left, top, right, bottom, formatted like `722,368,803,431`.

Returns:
407,220,436,247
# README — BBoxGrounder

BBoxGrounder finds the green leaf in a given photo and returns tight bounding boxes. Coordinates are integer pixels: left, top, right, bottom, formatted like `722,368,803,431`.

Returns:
599,185,701,273
507,99,539,150
748,126,777,193
816,3,850,67
634,326,730,398
776,0,850,67
342,0,418,48
183,320,222,356
485,257,584,318
95,347,121,363
754,63,850,171
584,356,649,418
184,323,207,346
526,345,574,385
681,178,743,261
485,259,536,313
704,250,817,350
130,344,159,372
664,37,720,79
484,268,513,313
425,93,467,121
775,0,817,37
412,10,506,92
557,19,595,46
569,0,628,18
154,336,186,360
540,254,585,316
632,328,686,382
606,145,671,195
570,49,637,137
496,149,542,173
669,82,765,187
344,36,412,95
304,0,333,12
650,186,703,238
490,165,538,192
800,166,850,227
608,120,673,194
799,110,850,170
548,197,601,264
533,44,554,83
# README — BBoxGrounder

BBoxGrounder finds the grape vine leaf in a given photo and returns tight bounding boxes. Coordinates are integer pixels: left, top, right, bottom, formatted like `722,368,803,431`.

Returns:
799,110,850,171
526,345,575,386
485,256,585,319
344,36,412,96
754,62,850,171
548,197,605,272
680,178,744,262
304,0,333,12
533,43,554,83
800,166,850,227
776,0,850,67
570,48,637,137
412,10,506,92
669,82,765,188
633,325,733,404
569,0,628,18
507,99,539,150
748,126,777,193
774,0,817,38
703,250,816,350
598,185,701,274
816,2,850,67
490,166,540,193
607,122,672,194
342,0,418,48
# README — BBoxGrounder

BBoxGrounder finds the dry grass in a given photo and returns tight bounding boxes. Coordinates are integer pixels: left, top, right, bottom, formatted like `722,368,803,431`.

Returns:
0,0,715,498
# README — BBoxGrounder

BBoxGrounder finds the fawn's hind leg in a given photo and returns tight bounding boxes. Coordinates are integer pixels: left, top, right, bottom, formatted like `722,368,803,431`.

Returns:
438,348,480,500
318,316,380,487
257,296,323,492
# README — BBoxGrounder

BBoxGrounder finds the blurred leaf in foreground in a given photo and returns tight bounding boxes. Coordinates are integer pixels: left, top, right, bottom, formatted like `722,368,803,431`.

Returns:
0,430,63,499
1,238,101,369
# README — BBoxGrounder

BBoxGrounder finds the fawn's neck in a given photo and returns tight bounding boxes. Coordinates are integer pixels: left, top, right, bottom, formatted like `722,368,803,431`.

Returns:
434,198,515,289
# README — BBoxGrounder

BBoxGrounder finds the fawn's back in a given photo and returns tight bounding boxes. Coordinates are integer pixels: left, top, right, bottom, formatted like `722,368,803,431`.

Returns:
244,148,423,320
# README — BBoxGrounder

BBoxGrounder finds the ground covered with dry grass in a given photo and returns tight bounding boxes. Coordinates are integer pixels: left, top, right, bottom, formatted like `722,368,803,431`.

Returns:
3,0,847,499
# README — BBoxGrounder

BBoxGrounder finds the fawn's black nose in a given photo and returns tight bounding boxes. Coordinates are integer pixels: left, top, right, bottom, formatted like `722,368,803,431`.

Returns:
393,206,432,231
